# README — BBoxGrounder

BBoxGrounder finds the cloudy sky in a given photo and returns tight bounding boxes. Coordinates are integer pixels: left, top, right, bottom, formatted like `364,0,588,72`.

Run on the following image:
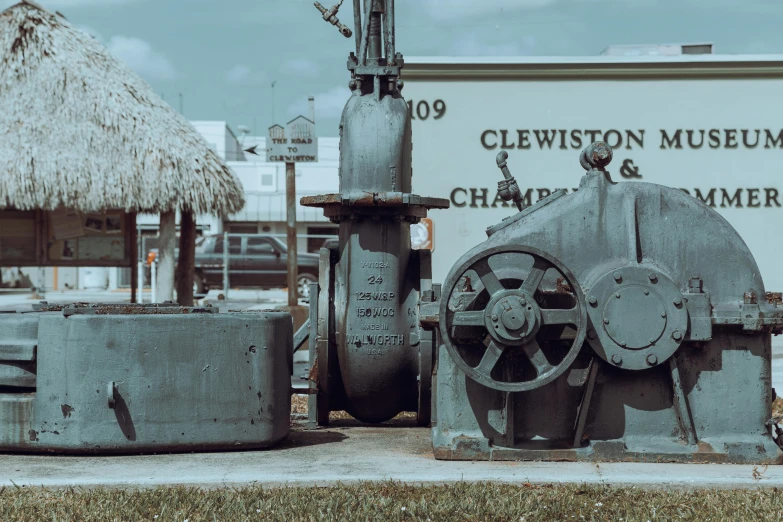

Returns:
7,0,783,137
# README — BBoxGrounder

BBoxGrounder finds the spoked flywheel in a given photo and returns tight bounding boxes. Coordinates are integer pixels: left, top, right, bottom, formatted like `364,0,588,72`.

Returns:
439,245,587,392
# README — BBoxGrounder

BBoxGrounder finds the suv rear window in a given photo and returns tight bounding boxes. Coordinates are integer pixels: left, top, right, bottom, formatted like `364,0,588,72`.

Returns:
247,237,275,254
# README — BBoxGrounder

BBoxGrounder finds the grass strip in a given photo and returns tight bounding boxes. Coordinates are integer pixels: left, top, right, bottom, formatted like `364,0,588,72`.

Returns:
2,482,783,522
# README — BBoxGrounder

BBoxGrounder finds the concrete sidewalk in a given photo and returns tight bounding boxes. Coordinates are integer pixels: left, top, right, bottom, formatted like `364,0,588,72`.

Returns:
2,423,783,490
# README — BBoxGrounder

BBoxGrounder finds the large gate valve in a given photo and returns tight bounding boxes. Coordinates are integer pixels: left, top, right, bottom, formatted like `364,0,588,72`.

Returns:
439,245,588,392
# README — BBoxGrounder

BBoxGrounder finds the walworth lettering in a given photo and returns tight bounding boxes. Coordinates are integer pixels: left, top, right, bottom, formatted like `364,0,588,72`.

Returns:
450,187,783,209
480,129,783,150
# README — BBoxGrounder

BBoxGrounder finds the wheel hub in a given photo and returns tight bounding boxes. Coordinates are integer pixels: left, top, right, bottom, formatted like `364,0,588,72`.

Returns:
485,290,540,345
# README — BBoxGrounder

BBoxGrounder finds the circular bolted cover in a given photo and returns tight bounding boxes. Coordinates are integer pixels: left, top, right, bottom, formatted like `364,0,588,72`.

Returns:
585,266,689,370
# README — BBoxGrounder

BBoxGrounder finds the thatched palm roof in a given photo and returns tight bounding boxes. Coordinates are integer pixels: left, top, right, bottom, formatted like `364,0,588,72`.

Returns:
0,1,245,215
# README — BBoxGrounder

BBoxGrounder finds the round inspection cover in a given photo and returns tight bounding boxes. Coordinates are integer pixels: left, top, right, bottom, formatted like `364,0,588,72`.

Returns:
585,266,688,370
603,285,667,349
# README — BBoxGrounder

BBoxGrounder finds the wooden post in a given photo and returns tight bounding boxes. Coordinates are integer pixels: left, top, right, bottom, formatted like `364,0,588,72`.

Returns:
156,210,177,302
130,213,138,304
286,161,298,307
176,210,196,306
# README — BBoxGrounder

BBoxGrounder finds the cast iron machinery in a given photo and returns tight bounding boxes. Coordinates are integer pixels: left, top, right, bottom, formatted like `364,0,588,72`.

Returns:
303,0,449,425
427,141,783,463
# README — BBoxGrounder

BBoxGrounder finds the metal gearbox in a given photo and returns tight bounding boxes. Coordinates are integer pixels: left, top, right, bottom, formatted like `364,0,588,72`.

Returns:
303,0,448,425
431,141,783,464
0,304,292,453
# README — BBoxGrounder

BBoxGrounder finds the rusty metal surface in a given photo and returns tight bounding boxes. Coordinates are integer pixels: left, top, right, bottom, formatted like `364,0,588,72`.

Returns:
0,310,293,454
432,142,783,463
306,0,447,425
301,191,449,209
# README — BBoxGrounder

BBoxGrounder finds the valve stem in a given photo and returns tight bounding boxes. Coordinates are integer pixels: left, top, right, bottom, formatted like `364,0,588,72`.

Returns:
314,0,353,38
496,151,525,211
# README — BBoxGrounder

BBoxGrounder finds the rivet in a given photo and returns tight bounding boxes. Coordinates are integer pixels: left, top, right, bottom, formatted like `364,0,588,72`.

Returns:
650,338,656,344
646,354,658,366
613,271,622,283
611,354,623,365
603,317,610,324
673,297,683,306
588,329,597,340
588,296,598,306
672,330,682,341
519,298,526,306
620,340,626,347
661,311,667,318
644,290,650,296
649,273,658,283
615,293,621,299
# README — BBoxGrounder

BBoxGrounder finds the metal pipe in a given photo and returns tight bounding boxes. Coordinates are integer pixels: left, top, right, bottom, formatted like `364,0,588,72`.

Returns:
359,0,372,65
367,0,382,62
137,261,144,304
286,162,298,307
386,0,394,61
222,231,229,299
151,259,157,303
353,0,362,55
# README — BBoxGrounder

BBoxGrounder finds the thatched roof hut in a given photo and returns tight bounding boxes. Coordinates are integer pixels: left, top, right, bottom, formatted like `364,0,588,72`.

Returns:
0,0,245,215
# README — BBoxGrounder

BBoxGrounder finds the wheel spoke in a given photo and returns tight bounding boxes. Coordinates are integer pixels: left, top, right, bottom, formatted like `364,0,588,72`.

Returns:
522,339,554,376
452,311,485,326
520,257,549,294
475,341,505,375
472,257,504,296
540,307,580,326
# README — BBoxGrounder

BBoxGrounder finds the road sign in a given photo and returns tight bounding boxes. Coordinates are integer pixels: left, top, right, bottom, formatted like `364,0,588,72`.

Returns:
265,116,318,163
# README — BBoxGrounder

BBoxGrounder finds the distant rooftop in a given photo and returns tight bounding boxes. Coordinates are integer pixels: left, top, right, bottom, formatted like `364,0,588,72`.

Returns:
601,43,714,56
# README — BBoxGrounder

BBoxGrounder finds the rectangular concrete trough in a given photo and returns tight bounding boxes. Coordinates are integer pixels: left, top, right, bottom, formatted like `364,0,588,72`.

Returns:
0,306,293,454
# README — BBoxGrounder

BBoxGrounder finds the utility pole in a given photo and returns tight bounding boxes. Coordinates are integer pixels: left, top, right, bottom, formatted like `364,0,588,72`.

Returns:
179,93,184,115
271,81,276,124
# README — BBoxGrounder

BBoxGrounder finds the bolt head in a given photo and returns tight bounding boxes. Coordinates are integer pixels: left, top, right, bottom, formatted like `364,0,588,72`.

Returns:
519,298,526,306
491,314,498,321
649,273,658,283
673,297,683,306
603,317,610,324
620,341,626,347
615,293,621,299
613,271,623,282
646,354,658,366
644,290,650,296
611,354,623,365
672,330,682,341
588,296,598,306
661,311,667,318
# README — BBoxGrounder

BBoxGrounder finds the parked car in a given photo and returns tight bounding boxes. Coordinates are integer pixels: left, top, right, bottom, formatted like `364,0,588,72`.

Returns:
149,235,320,298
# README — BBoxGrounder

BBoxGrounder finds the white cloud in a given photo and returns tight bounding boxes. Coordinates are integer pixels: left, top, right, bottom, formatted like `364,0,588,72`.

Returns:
417,0,558,20
107,36,177,81
77,24,103,42
280,58,320,78
287,86,351,122
225,64,268,86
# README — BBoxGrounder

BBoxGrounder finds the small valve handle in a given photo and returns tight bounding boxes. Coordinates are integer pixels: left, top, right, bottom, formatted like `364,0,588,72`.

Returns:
314,1,353,38
495,151,525,211
579,141,613,171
